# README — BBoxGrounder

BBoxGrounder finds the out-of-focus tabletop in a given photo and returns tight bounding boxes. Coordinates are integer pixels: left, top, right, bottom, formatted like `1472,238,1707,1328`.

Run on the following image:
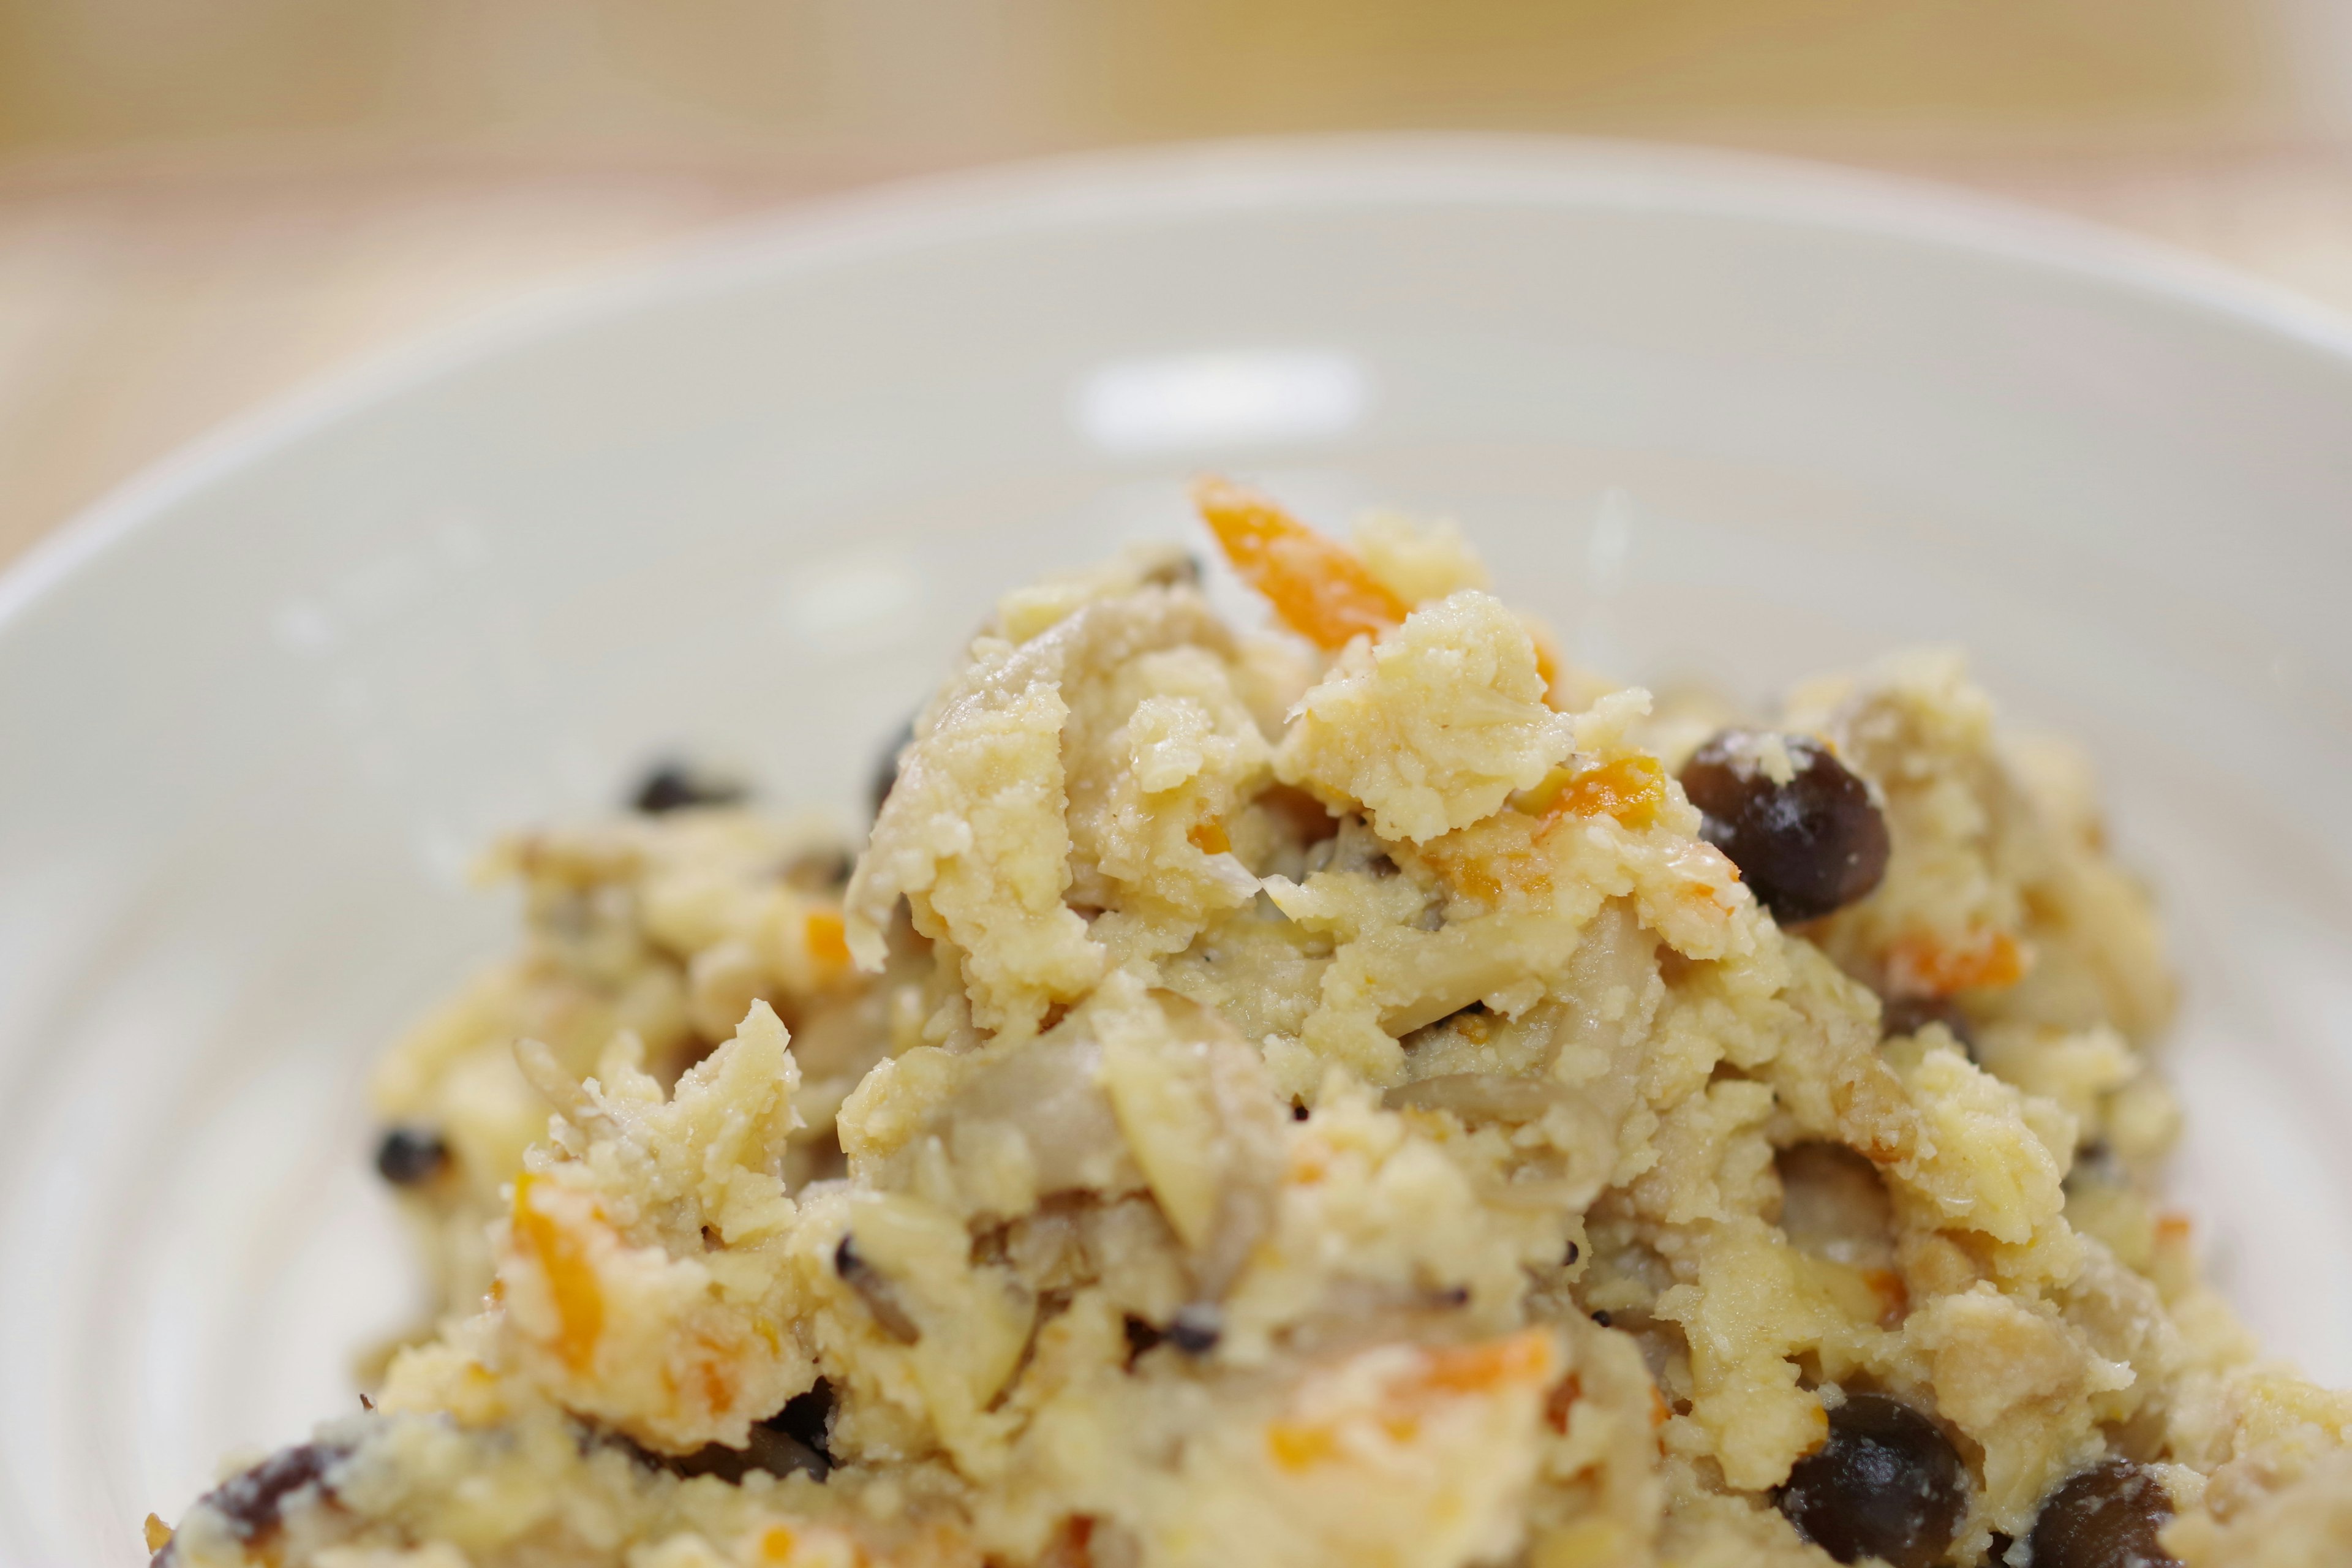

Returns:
6,0,2352,568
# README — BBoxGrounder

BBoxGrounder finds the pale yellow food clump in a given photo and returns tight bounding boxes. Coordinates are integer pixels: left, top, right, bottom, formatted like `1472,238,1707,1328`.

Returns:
1278,589,1574,845
155,494,2349,1568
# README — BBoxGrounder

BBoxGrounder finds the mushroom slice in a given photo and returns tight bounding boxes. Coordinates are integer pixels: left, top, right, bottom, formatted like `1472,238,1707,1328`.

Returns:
1098,987,1288,1302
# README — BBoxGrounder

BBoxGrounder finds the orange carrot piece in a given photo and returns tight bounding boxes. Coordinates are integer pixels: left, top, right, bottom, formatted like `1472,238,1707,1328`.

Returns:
1544,1372,1584,1434
1887,926,2027,996
804,907,851,970
1415,1329,1555,1395
511,1173,605,1370
1192,476,1408,649
1524,756,1667,831
1558,756,1667,829
1267,1420,1338,1470
1188,818,1231,856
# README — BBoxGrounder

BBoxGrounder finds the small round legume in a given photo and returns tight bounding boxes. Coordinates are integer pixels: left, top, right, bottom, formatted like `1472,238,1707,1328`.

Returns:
2027,1460,2180,1568
1679,730,1890,924
374,1126,450,1187
1774,1393,1967,1568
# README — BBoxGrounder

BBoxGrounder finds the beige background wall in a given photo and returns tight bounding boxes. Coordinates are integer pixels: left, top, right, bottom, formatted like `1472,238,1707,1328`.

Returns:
0,0,2323,160
4,0,2351,564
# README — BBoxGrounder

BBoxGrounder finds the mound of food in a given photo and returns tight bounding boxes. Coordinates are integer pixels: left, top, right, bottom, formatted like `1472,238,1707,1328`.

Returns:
151,481,2350,1568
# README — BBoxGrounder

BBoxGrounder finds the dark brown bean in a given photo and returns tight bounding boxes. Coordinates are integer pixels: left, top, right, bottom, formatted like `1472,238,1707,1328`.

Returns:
2027,1460,2180,1568
1679,730,1890,923
175,1441,348,1556
631,761,747,815
372,1126,450,1186
1774,1393,1967,1568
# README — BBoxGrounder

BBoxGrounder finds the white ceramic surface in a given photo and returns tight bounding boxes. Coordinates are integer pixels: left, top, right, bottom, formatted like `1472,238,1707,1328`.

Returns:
5,137,2352,1567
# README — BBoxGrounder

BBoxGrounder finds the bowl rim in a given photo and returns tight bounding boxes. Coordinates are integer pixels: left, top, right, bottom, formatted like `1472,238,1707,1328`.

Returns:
7,129,2352,643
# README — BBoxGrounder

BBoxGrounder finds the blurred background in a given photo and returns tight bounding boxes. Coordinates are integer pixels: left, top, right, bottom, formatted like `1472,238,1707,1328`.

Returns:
4,0,2352,568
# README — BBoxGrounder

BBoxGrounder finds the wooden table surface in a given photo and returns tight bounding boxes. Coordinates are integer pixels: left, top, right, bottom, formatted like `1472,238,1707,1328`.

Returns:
4,143,2350,571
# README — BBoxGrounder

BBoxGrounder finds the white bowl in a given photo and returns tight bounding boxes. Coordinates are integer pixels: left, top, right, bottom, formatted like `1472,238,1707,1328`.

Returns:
6,136,2351,1567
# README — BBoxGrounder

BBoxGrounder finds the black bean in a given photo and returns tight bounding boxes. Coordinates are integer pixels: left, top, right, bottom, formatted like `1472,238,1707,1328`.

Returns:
834,1235,921,1343
631,761,747,815
1291,1102,1311,1121
372,1126,450,1187
870,717,916,818
1679,730,1890,924
1590,1310,1611,1327
1167,1303,1222,1355
1773,1393,1967,1568
1881,995,1977,1059
187,1442,347,1547
2027,1460,2180,1568
1564,1242,1580,1266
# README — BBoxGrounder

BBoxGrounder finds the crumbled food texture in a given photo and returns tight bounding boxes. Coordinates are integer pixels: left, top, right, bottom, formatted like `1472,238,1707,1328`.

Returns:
160,491,2348,1568
1349,511,1492,606
2171,1444,2352,1566
492,1001,812,1452
989,541,1200,646
1278,589,1575,844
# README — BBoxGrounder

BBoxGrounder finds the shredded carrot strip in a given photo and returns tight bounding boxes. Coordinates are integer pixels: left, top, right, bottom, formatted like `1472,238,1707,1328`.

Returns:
699,1352,734,1414
1544,1372,1583,1434
1566,756,1666,828
1193,476,1408,649
1887,925,2027,995
1267,1420,1338,1471
1415,1329,1556,1395
804,907,851,970
511,1172,604,1370
1529,755,1667,829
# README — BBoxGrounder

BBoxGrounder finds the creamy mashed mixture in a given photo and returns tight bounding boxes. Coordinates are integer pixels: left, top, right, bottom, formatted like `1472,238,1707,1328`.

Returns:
151,482,2350,1568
